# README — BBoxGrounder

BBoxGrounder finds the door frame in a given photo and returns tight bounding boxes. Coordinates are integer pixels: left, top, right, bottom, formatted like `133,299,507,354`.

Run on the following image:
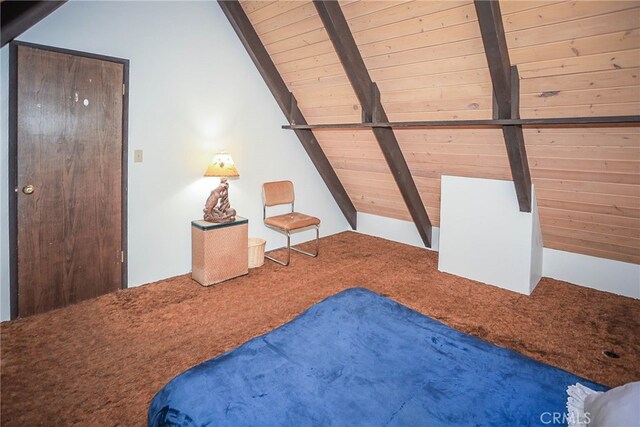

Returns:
8,41,129,320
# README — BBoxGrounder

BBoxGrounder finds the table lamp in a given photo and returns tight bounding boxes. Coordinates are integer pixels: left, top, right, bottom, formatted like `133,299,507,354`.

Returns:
203,152,239,223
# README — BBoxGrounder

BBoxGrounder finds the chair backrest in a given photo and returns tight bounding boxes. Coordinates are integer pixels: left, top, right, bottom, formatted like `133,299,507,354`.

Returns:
262,181,295,207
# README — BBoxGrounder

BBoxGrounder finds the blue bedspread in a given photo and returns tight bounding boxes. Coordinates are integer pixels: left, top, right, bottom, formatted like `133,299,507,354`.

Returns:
149,288,606,426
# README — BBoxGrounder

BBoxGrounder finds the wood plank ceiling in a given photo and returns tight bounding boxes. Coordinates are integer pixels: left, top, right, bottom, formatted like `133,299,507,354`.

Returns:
238,0,640,265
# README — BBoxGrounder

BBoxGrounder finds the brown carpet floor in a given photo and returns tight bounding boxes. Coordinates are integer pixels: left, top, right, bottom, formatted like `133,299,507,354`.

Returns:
1,231,639,426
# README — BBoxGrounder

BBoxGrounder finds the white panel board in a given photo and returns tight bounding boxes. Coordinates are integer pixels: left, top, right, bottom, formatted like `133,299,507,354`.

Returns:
438,176,541,295
530,194,544,290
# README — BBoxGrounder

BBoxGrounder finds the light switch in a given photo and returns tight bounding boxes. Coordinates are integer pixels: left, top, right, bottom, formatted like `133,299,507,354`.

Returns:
134,149,143,163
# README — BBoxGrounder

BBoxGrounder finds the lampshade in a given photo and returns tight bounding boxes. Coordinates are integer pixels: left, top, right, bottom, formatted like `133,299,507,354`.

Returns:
204,152,239,177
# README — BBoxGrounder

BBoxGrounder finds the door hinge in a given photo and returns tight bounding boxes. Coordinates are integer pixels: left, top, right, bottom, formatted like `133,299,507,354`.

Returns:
122,84,126,96
121,251,124,263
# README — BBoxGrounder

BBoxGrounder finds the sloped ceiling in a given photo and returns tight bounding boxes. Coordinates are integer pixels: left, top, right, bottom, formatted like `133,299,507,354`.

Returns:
3,1,636,263
1,1,67,47
237,0,640,265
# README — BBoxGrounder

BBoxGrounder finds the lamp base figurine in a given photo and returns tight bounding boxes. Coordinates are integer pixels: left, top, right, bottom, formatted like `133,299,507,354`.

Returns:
203,178,236,223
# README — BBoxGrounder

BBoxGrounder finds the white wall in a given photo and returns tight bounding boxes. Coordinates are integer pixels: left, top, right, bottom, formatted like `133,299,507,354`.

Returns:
0,48,8,321
543,249,640,299
0,1,350,321
437,176,541,295
356,212,440,251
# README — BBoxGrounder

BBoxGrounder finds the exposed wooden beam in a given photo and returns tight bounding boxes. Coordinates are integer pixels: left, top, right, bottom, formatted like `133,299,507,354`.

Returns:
314,0,432,247
502,125,531,210
218,0,357,230
475,0,512,120
282,115,640,130
475,0,532,212
1,1,67,47
509,66,520,120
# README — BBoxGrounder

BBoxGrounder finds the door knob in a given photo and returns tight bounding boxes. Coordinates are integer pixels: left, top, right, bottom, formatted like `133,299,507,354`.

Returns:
22,185,34,195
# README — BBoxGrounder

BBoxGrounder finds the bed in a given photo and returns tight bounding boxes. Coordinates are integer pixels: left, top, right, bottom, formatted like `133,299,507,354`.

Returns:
148,287,606,426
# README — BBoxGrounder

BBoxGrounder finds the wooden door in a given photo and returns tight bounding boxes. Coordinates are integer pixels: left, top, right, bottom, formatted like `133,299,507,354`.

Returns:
11,43,127,317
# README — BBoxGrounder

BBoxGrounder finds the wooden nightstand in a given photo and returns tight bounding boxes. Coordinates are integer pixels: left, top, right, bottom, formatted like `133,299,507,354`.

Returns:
191,217,248,286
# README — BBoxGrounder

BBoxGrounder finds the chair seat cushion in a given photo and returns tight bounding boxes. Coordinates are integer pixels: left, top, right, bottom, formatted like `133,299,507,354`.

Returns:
264,212,320,231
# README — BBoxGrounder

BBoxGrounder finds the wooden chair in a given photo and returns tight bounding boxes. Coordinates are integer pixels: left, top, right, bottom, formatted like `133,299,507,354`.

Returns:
262,181,320,266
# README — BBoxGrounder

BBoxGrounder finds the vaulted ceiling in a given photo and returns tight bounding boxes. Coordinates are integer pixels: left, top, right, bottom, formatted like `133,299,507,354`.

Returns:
4,0,638,265
229,0,639,264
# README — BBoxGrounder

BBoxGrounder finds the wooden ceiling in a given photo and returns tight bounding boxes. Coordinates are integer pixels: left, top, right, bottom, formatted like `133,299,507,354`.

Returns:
1,2,636,264
226,0,639,265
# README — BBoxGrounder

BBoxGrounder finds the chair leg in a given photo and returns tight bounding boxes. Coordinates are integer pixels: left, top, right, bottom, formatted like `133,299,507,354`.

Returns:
265,232,292,266
291,225,319,258
264,225,319,266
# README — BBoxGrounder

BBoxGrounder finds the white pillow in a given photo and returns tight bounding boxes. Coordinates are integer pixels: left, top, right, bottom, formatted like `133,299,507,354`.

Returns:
567,383,599,427
585,381,640,427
